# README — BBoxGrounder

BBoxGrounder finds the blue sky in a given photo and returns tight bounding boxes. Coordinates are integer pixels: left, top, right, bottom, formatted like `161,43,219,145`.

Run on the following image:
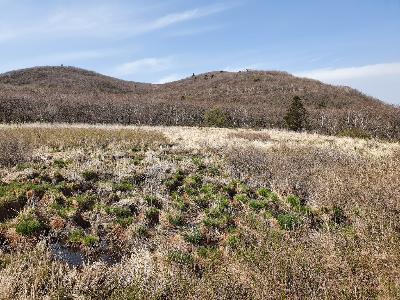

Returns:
0,0,399,104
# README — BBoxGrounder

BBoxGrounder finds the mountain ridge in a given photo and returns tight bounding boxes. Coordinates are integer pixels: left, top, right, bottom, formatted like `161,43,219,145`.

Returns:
0,66,398,139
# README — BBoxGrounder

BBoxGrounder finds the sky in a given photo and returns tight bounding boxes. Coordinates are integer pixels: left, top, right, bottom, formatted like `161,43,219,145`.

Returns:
0,0,399,105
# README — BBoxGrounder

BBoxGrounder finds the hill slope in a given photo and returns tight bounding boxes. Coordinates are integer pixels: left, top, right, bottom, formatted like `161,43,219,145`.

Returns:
0,66,399,139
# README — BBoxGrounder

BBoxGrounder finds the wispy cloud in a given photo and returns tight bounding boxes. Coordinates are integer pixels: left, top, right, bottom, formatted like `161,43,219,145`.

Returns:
140,3,230,33
114,57,173,77
296,62,400,81
0,2,234,43
165,24,224,37
0,4,118,41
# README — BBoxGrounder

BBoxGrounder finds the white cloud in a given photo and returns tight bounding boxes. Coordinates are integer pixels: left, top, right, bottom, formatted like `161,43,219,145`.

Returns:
296,62,400,81
156,74,183,84
296,63,400,105
114,57,172,76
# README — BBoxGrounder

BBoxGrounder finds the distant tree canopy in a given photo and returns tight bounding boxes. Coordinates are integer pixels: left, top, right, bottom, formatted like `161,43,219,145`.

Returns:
284,96,309,132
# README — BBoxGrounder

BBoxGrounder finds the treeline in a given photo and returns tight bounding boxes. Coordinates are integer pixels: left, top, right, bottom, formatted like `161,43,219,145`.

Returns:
1,97,399,140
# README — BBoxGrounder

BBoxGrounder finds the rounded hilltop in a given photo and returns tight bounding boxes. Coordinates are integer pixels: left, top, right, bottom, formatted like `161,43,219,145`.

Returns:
0,66,138,93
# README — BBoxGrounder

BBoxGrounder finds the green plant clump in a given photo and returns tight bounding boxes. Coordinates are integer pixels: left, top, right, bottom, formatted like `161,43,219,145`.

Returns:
167,250,194,266
68,229,99,247
184,229,203,245
68,229,85,244
227,234,240,248
82,234,99,247
225,180,249,198
74,194,96,211
167,212,184,227
112,181,135,192
331,206,348,225
15,214,42,236
234,193,250,204
257,188,272,198
249,199,268,211
276,213,300,230
164,170,185,193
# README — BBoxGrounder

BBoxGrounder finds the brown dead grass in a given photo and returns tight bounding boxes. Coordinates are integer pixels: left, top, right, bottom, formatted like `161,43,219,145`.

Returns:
0,125,168,167
228,131,271,142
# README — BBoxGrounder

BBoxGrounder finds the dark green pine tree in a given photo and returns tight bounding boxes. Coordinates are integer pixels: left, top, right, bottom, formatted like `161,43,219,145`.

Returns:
284,96,309,131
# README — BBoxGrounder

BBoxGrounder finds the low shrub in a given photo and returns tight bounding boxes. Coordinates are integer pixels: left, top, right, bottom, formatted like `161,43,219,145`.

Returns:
105,206,131,218
116,216,133,227
331,206,348,225
203,214,230,229
172,193,189,211
136,225,148,237
105,205,134,227
225,180,249,198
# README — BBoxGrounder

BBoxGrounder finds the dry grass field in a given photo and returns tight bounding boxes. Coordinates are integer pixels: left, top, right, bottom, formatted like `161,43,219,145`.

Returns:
0,124,399,299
